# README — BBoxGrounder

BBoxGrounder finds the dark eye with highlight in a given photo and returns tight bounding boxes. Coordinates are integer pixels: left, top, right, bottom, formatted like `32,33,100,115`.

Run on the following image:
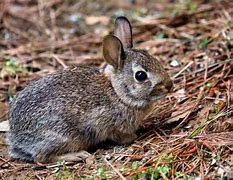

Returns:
135,71,148,82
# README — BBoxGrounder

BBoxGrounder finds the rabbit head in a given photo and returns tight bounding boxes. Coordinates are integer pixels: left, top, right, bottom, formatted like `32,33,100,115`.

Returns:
103,17,173,108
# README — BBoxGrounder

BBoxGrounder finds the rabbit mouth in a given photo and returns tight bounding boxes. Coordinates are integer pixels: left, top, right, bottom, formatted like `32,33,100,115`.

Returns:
150,86,168,97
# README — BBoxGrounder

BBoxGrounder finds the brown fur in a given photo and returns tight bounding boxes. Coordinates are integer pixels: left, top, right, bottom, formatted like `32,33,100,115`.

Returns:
7,17,173,162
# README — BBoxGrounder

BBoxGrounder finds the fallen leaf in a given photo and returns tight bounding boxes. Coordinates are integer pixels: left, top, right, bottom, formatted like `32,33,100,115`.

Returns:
173,88,186,102
165,105,192,124
216,100,225,112
0,102,9,121
196,105,211,124
85,155,95,164
170,59,180,67
221,119,233,131
0,120,9,132
208,87,219,97
85,16,110,25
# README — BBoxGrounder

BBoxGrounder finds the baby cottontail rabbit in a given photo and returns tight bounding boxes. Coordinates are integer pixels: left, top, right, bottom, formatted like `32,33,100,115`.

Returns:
8,17,173,163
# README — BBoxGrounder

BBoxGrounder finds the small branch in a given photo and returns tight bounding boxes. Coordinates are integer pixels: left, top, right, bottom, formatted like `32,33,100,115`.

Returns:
104,158,126,180
172,61,194,79
52,54,68,69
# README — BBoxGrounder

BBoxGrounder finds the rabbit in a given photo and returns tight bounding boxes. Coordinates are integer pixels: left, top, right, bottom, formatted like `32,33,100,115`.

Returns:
7,16,173,163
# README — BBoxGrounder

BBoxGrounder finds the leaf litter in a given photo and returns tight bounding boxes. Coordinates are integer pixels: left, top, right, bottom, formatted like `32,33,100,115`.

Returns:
0,0,232,179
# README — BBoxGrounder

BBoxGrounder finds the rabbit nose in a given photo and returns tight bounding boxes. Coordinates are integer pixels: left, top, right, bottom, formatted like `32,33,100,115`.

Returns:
165,80,173,93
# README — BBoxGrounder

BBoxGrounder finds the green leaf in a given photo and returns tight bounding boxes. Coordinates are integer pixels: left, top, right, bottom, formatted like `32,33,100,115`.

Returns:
1,59,27,78
157,32,166,39
132,161,139,170
165,153,174,163
152,170,160,179
198,38,209,49
131,173,139,180
157,165,170,176
98,167,108,179
189,111,230,138
175,171,187,179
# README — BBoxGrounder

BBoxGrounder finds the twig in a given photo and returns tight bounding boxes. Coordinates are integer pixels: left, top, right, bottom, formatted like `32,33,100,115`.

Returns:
52,54,68,69
103,158,126,180
159,169,169,180
172,61,194,79
175,87,205,130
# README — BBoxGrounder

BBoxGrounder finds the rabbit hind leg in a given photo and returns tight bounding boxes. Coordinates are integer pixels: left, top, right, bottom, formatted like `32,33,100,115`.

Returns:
8,131,73,163
7,132,38,162
9,145,35,162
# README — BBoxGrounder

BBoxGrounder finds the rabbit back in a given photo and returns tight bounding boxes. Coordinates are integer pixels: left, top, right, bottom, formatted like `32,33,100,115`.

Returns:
8,66,141,162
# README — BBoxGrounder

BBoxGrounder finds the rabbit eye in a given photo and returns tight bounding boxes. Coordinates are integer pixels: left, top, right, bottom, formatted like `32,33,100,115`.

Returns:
135,71,148,81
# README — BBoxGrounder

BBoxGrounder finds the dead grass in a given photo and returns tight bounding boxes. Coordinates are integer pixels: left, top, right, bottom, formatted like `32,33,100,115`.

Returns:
0,0,232,179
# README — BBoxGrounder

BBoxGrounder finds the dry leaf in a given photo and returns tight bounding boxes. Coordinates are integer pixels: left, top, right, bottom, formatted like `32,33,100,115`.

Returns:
0,120,9,132
85,16,110,25
0,102,8,121
173,88,186,102
217,100,225,112
197,105,212,124
165,105,192,124
208,87,219,97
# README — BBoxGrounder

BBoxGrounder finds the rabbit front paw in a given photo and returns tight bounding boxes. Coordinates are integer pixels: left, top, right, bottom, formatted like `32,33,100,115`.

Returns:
55,150,94,163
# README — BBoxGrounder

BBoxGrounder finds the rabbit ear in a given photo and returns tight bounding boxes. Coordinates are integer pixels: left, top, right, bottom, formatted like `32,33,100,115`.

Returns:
114,16,133,49
103,35,125,69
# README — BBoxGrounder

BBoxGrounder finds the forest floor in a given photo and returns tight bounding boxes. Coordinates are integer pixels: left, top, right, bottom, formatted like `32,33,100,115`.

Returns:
0,0,232,179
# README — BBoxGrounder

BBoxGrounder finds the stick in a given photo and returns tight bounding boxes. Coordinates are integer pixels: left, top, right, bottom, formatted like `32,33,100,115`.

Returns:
172,61,194,79
103,158,126,180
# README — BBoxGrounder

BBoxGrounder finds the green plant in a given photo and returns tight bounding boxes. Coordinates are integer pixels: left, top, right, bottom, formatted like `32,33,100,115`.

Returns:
0,59,27,78
54,161,75,180
97,167,108,179
199,38,209,49
132,161,139,170
6,89,14,102
131,153,187,179
189,111,230,138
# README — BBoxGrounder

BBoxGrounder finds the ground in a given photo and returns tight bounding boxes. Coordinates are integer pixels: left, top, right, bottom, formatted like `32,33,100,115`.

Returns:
0,0,232,179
